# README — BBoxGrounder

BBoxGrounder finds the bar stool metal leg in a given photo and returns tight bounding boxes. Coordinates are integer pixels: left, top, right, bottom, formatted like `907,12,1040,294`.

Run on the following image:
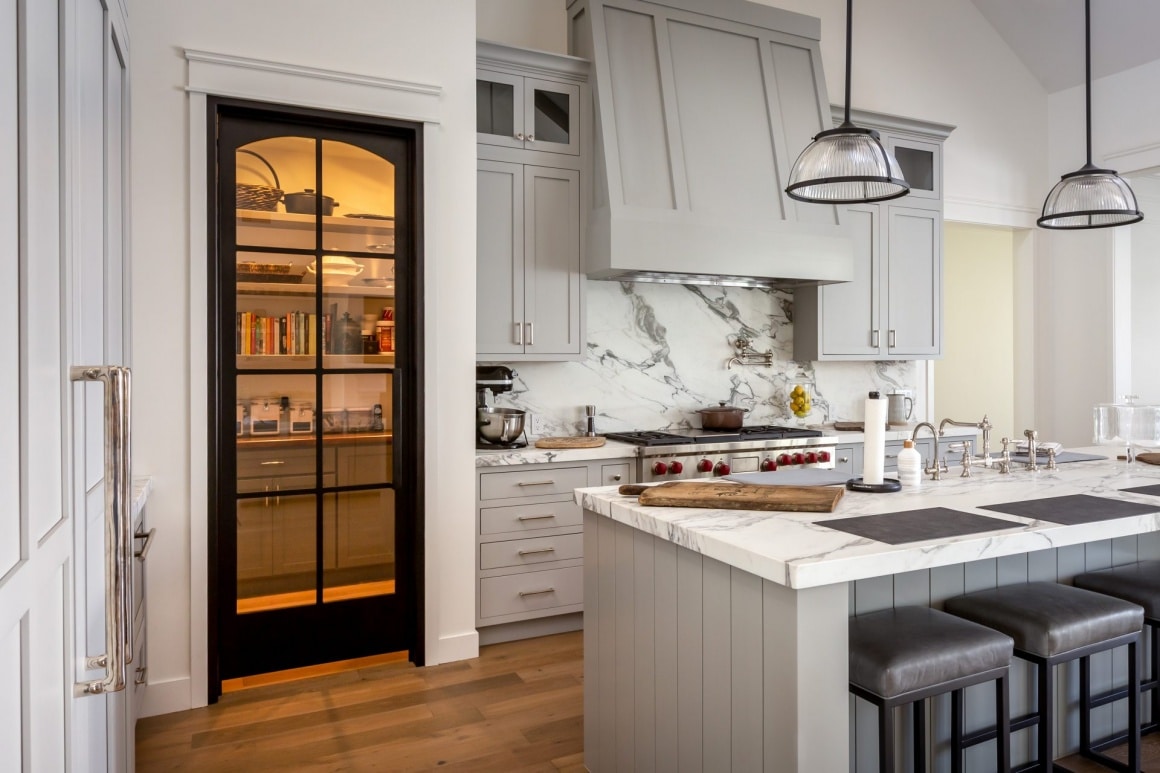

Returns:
951,689,964,773
913,700,926,773
1038,660,1053,773
997,673,1011,772
1080,654,1091,753
879,701,895,773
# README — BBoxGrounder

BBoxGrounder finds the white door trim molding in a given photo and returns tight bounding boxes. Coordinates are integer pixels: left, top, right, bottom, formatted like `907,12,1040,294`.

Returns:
185,49,443,125
184,51,445,712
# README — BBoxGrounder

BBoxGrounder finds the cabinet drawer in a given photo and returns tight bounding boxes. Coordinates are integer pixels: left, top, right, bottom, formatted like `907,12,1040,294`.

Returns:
479,466,588,501
834,445,859,476
480,533,583,570
237,472,335,494
480,500,582,535
600,462,630,486
238,447,335,479
479,565,583,619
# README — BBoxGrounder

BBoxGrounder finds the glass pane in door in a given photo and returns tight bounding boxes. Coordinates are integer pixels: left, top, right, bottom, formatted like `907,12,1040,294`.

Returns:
235,137,317,250
325,489,396,600
320,140,395,250
321,258,396,369
894,146,935,193
321,373,393,487
236,493,333,614
235,251,318,370
533,87,571,145
477,79,515,137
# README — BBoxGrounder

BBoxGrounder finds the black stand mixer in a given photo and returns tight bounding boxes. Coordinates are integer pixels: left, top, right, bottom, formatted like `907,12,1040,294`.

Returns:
476,366,528,449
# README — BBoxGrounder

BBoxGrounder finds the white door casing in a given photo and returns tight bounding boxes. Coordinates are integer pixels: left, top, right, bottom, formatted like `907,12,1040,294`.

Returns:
0,0,132,770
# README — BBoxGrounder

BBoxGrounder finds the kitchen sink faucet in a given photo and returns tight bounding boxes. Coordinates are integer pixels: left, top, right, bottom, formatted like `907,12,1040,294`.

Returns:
939,415,994,468
912,422,949,480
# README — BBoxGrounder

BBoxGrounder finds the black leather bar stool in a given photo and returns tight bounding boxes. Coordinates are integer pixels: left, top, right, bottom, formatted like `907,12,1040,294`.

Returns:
945,581,1144,773
1075,560,1160,736
849,606,1014,772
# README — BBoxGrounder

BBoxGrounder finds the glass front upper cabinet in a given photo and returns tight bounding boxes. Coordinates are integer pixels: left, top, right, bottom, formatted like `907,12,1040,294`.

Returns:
477,70,579,155
887,136,941,201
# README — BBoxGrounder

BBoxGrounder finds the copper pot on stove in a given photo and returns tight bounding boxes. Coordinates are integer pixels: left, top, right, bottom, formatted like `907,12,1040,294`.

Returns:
697,401,750,430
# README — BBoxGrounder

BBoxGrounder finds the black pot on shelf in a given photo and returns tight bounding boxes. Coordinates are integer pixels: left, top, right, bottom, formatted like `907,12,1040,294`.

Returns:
283,188,339,216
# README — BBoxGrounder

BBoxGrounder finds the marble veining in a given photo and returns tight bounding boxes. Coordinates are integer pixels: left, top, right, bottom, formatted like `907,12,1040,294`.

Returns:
578,450,1160,589
487,281,922,436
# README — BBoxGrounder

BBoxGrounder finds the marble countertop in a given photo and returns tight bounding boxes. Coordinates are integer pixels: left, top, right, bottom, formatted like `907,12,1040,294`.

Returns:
576,449,1160,590
476,438,641,466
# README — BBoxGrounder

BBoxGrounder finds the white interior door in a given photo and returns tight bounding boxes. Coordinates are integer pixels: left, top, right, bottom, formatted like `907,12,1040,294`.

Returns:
0,0,131,770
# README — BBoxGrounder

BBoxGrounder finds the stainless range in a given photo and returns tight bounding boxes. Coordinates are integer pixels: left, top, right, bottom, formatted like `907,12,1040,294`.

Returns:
605,426,837,483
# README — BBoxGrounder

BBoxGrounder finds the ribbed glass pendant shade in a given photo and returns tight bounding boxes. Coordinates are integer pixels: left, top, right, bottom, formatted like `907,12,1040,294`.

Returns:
1038,164,1144,229
786,125,909,204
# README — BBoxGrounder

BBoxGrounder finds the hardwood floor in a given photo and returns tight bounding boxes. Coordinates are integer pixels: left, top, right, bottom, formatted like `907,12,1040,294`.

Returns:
135,631,584,772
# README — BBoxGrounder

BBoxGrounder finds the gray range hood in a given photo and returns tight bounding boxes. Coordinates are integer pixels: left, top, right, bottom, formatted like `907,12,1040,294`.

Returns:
567,0,853,288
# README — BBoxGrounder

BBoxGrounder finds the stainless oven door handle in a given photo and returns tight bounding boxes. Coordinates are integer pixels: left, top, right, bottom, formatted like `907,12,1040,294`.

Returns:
72,365,132,696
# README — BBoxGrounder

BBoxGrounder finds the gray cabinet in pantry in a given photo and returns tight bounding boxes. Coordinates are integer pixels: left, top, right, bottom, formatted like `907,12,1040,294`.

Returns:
476,41,589,362
794,109,954,361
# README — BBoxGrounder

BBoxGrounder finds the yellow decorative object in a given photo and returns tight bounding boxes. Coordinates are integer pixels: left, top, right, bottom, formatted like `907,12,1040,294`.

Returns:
790,384,812,418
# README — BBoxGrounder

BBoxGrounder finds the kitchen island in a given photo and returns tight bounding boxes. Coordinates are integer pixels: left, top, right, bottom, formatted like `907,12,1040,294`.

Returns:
577,451,1160,772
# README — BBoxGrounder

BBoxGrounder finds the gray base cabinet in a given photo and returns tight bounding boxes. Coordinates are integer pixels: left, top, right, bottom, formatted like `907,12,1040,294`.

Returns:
476,458,633,634
834,437,938,478
795,109,954,361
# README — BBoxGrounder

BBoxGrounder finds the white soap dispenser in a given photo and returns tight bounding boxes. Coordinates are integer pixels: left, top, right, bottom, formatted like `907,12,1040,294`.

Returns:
897,439,922,486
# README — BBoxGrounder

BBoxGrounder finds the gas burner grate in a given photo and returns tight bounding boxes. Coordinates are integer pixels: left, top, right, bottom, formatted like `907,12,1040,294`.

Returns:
604,430,696,447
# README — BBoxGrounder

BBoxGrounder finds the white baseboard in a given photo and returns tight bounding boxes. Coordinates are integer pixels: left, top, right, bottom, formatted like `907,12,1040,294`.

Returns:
430,629,479,665
140,676,193,718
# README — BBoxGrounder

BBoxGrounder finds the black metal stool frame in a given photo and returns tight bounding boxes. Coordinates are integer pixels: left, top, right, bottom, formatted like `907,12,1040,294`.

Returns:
1006,630,1141,773
850,665,1011,773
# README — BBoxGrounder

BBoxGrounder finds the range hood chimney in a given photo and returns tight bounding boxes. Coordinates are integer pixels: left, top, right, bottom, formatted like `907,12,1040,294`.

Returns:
567,0,853,288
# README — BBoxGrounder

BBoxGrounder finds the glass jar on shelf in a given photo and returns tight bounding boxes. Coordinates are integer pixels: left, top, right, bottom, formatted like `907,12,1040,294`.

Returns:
788,371,815,425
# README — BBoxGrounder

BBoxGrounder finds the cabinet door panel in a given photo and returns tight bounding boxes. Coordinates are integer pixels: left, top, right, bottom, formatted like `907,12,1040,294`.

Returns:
821,205,880,356
886,206,940,357
477,160,525,356
887,136,940,201
525,77,580,155
477,69,525,150
523,166,581,357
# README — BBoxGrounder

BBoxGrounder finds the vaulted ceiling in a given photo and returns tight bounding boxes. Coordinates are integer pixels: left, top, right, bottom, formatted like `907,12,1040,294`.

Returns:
969,0,1160,93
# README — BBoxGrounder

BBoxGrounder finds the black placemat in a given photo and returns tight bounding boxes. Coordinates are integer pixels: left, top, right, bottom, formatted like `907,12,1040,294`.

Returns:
821,508,1023,545
980,494,1160,525
1119,484,1160,497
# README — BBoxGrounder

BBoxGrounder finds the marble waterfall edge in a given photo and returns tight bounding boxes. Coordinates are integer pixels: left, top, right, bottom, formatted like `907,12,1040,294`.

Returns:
490,280,921,435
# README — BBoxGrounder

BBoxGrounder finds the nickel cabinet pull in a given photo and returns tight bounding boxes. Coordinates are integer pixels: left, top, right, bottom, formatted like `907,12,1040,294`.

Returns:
889,329,897,348
71,365,132,696
133,528,156,560
134,666,147,686
517,547,556,556
526,322,534,346
518,587,556,597
517,480,555,487
871,329,880,348
514,322,523,346
517,513,555,521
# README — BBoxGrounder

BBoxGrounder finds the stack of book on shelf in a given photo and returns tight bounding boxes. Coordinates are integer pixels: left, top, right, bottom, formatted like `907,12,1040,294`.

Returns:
236,311,331,355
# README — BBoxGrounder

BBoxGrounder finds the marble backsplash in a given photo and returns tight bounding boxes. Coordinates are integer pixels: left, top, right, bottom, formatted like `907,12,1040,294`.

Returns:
488,280,924,436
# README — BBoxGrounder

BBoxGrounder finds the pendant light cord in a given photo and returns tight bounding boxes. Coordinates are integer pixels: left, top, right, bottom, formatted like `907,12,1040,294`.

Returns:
843,0,853,126
1085,0,1093,166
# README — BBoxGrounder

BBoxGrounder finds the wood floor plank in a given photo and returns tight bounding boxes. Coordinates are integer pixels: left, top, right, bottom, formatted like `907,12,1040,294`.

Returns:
137,632,584,772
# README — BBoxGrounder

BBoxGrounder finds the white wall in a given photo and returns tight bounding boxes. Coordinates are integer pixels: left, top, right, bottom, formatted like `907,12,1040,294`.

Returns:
128,0,478,715
936,224,1016,440
1127,176,1160,404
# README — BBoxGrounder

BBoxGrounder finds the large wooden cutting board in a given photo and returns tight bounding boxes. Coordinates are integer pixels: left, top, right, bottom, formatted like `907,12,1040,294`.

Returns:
1137,452,1160,466
534,436,606,449
622,481,844,513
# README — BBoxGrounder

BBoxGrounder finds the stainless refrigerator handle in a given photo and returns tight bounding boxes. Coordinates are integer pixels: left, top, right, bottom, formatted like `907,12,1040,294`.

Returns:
72,365,132,696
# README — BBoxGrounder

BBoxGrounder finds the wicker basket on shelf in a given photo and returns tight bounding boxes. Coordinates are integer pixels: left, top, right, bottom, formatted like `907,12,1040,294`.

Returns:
236,149,283,212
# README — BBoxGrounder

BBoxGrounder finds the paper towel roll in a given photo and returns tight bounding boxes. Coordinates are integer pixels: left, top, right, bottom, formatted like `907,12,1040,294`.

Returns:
862,392,887,485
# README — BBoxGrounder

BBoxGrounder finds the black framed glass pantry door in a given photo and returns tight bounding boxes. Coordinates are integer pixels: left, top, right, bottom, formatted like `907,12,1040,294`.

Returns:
208,100,423,695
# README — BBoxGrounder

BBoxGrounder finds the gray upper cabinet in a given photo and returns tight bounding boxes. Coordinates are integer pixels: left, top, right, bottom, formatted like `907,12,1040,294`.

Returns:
794,109,953,361
478,44,583,156
476,42,588,362
478,161,583,359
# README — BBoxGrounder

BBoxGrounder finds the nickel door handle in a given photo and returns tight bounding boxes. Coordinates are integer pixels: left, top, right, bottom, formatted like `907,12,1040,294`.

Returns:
519,587,556,597
889,329,897,348
527,134,534,142
518,547,556,556
516,132,525,141
517,480,555,487
517,514,555,521
526,322,534,346
871,329,880,348
71,365,132,696
134,666,147,686
839,456,850,463
514,322,523,346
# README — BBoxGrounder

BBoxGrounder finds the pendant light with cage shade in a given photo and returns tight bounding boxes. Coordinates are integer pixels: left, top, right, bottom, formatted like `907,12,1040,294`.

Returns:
1038,0,1142,229
785,0,909,204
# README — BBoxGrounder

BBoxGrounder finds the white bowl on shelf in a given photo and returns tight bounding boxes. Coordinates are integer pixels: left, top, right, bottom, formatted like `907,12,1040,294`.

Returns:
306,256,364,286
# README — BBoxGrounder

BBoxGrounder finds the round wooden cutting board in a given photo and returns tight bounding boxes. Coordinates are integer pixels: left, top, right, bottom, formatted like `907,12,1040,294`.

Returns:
534,436,607,449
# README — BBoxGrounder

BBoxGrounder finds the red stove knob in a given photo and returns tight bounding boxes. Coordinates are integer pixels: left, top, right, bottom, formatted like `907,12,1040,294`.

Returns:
777,453,791,466
652,461,669,476
668,461,684,474
713,461,731,476
760,458,777,472
818,450,831,463
697,458,713,473
805,452,818,464
791,453,805,465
